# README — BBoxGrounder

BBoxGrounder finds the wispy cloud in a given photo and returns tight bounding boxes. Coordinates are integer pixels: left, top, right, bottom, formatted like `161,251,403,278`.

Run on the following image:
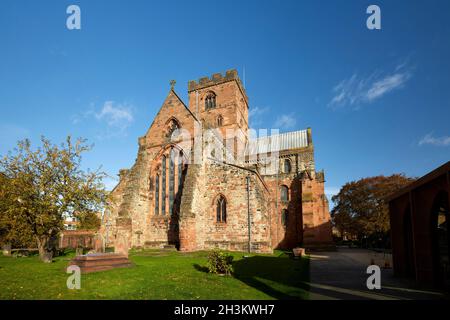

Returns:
72,101,135,139
329,60,414,109
418,133,450,147
94,101,134,131
249,106,269,129
274,113,296,129
249,106,269,118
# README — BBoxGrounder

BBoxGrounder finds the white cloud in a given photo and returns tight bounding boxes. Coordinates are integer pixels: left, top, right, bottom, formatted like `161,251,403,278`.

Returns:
329,60,413,109
95,101,134,130
249,106,269,129
72,101,135,139
418,133,450,147
249,106,269,118
274,113,296,129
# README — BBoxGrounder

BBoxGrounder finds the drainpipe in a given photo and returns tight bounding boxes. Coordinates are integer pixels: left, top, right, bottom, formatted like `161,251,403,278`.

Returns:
246,175,251,253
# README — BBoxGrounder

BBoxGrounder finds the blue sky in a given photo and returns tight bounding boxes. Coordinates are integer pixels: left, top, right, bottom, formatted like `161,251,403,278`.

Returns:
1,0,449,201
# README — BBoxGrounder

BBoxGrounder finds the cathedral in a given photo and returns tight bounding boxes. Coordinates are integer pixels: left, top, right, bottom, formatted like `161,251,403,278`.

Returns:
101,69,333,253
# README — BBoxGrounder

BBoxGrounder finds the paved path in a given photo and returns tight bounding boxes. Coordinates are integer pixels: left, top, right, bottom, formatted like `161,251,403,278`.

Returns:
308,247,446,300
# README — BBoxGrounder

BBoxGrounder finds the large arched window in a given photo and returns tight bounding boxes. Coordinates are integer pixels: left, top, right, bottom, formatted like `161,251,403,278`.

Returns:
216,195,227,223
284,159,292,173
161,155,166,215
155,148,186,217
155,174,160,215
169,149,175,215
205,92,216,109
281,209,288,227
280,185,289,202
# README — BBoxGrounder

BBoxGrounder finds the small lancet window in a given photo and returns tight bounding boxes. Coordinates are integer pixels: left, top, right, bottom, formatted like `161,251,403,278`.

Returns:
280,185,289,202
216,195,227,223
217,115,223,127
284,159,292,173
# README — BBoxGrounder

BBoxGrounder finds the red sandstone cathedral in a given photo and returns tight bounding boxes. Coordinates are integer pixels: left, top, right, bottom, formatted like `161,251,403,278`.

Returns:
101,69,333,253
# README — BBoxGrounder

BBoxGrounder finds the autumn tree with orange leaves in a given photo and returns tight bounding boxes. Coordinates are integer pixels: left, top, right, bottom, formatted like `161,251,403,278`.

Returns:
331,174,415,247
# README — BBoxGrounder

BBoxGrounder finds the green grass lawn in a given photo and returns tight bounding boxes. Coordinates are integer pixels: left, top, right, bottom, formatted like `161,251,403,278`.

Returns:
0,249,309,300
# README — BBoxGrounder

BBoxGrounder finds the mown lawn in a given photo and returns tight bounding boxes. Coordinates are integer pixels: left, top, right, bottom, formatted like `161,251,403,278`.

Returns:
0,250,309,300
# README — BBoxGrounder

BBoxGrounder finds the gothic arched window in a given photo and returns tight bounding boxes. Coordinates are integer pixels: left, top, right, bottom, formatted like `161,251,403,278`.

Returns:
216,195,227,223
166,118,180,139
217,115,223,127
161,155,166,215
281,209,288,227
154,174,160,215
205,92,216,109
280,185,289,202
284,159,292,173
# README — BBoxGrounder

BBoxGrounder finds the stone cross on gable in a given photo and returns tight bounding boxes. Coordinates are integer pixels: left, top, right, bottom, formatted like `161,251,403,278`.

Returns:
170,80,176,89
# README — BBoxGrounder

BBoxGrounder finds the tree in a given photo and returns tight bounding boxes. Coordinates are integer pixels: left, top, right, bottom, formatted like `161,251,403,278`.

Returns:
331,174,415,246
77,211,101,230
0,136,107,262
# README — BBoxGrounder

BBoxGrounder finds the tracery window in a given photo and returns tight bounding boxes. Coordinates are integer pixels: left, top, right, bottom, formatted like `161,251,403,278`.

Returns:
216,195,227,223
169,149,175,215
166,118,180,139
205,92,216,109
154,148,186,216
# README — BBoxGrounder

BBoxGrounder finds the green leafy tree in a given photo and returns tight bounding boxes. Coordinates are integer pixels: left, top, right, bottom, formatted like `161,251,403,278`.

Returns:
0,136,107,262
331,174,415,246
77,211,101,230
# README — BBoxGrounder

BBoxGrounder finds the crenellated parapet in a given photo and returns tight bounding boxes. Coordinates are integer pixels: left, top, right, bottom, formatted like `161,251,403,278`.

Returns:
188,69,248,102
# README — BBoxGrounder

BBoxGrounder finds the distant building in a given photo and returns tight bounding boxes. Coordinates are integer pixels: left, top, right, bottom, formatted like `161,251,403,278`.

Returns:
101,69,333,252
388,161,450,288
63,217,78,231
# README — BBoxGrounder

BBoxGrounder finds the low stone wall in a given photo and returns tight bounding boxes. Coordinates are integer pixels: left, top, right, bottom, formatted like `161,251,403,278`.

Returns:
59,230,96,249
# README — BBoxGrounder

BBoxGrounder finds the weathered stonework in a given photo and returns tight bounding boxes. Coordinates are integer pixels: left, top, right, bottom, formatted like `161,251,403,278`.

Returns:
101,69,333,253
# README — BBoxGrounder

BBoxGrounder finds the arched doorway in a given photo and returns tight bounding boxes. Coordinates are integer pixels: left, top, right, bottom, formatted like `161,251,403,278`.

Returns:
431,191,450,287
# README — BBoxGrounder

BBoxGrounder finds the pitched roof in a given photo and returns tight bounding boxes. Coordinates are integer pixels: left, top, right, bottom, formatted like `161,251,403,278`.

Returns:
245,129,310,156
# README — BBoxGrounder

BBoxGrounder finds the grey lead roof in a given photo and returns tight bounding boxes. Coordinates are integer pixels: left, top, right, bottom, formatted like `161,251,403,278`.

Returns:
245,129,309,155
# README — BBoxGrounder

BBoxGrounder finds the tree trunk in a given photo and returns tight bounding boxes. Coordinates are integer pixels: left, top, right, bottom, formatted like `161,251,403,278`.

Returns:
36,236,53,263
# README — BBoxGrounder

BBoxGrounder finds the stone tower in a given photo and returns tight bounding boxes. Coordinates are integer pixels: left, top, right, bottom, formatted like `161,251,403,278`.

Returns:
187,69,249,160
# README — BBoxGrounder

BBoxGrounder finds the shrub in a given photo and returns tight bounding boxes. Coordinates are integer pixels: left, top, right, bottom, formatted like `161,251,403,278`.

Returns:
206,249,234,275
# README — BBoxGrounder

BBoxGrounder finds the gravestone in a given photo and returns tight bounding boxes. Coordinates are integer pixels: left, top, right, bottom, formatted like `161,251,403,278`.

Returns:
115,234,130,257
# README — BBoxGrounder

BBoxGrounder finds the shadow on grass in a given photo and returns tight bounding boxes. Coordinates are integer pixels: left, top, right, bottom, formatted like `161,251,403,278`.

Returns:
232,254,310,299
192,253,310,299
193,263,209,273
